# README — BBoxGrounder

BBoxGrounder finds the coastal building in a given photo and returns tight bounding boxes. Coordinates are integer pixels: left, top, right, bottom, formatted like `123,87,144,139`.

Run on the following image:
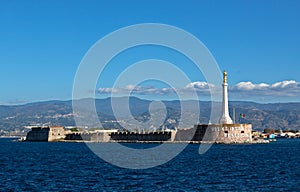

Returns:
215,71,252,143
26,126,65,142
175,71,252,143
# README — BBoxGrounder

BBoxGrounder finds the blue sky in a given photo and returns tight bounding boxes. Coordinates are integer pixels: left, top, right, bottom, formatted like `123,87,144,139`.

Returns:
1,0,300,104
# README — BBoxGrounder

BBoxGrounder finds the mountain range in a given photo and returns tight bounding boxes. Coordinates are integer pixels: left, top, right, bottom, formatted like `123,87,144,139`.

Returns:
1,97,300,132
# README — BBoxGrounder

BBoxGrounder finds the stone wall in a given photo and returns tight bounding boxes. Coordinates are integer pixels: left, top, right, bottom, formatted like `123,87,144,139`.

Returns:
110,131,175,142
175,125,213,142
26,125,252,143
212,124,252,143
48,126,65,141
65,132,83,140
26,126,65,142
26,127,49,141
175,124,252,143
65,130,118,142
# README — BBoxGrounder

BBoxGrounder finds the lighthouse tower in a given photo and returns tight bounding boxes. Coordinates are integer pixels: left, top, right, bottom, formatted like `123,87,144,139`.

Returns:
219,70,233,124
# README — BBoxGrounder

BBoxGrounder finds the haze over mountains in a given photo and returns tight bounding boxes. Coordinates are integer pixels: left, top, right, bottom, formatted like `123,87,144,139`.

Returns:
1,97,300,132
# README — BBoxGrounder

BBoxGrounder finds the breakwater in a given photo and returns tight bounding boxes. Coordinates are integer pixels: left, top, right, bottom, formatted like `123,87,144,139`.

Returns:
25,124,254,144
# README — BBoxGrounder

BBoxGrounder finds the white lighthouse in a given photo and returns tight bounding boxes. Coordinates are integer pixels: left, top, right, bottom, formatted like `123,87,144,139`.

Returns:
219,70,233,124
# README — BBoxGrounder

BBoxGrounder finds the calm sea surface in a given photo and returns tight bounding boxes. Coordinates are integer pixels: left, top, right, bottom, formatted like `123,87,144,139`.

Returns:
0,138,299,191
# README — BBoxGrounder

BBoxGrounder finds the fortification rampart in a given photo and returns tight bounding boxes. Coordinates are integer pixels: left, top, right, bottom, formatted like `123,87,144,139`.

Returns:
175,124,252,143
26,126,65,142
110,131,176,142
25,124,252,143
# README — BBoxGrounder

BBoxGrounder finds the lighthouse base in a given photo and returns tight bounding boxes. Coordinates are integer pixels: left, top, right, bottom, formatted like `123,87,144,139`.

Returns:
175,124,252,144
219,115,233,124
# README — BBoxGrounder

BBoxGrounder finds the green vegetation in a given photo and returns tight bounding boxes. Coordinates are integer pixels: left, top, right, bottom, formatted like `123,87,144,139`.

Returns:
70,128,79,132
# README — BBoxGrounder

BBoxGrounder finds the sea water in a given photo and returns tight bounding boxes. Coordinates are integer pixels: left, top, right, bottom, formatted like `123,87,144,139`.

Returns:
0,138,299,191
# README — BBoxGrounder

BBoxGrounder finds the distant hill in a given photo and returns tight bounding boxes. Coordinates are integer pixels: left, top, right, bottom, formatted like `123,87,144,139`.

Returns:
1,97,300,132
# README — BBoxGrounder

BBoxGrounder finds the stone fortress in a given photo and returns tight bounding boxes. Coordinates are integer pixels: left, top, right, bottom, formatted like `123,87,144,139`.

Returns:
25,71,252,143
26,126,65,142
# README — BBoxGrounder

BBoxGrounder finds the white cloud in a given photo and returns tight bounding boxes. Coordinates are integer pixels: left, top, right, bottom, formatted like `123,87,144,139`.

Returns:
231,80,300,99
97,81,218,96
185,82,210,89
233,80,300,92
97,85,176,95
234,82,269,90
271,80,299,89
97,80,300,100
97,88,118,94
